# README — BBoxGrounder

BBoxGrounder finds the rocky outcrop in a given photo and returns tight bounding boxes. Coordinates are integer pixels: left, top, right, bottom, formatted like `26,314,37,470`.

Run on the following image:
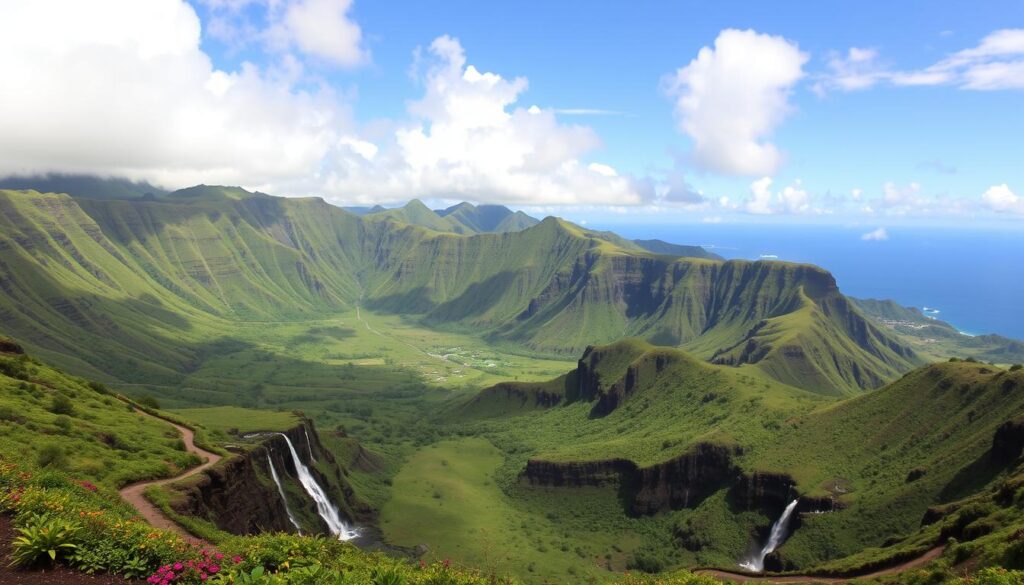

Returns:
523,443,740,515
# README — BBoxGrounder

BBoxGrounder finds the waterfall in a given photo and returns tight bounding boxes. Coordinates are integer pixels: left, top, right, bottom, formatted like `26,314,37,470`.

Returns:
266,453,303,534
739,499,799,573
304,427,317,463
276,433,358,540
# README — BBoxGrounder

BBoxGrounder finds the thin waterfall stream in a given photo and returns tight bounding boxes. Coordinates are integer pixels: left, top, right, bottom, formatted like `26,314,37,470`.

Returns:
266,453,303,534
276,433,359,540
304,427,317,463
739,499,799,572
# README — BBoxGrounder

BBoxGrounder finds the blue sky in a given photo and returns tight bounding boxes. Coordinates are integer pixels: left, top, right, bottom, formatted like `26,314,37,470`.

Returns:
1,0,1022,225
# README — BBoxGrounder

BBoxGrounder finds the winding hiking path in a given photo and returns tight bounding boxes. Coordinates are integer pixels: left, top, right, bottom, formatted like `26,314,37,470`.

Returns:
697,545,944,583
118,408,222,547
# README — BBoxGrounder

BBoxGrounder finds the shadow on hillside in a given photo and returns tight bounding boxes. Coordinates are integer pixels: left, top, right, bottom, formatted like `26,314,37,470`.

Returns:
365,286,436,315
938,451,1003,503
426,271,522,323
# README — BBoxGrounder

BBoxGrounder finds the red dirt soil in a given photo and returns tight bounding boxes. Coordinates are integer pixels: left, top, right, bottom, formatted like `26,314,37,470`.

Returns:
117,408,221,548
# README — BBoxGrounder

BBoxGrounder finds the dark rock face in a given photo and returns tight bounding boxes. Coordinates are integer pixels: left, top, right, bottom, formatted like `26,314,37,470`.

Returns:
991,418,1024,464
487,383,563,409
632,443,738,514
171,419,370,536
524,442,739,515
730,471,840,514
170,442,300,535
523,458,637,488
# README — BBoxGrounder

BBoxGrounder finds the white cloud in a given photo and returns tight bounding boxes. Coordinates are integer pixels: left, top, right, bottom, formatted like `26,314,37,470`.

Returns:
746,177,775,214
861,227,889,241
742,176,812,215
663,29,807,176
982,184,1023,214
701,216,723,224
819,29,1024,93
0,0,348,188
0,6,641,206
813,47,888,94
851,188,863,200
272,0,368,67
318,35,644,205
200,0,369,68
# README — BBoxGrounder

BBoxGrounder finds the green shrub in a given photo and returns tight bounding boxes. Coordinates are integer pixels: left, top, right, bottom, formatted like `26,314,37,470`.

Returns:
54,414,73,434
372,566,407,585
1011,364,1023,372
10,513,81,567
50,393,75,416
137,394,161,410
37,443,67,469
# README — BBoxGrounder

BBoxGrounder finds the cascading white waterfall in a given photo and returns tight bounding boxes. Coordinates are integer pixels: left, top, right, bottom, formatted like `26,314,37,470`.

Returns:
266,453,303,534
304,427,316,463
276,433,358,540
739,499,799,573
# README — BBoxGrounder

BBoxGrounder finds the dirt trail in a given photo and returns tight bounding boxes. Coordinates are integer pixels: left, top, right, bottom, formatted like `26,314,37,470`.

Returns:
118,408,222,547
697,545,944,583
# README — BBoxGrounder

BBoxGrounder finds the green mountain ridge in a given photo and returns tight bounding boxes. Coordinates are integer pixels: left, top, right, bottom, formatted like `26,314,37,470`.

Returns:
0,184,921,394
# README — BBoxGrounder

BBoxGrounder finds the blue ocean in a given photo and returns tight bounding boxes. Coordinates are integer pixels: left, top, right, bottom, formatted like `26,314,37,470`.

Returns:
601,223,1024,340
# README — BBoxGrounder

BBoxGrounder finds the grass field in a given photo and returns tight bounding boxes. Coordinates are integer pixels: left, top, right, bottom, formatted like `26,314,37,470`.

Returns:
170,406,298,433
380,438,655,584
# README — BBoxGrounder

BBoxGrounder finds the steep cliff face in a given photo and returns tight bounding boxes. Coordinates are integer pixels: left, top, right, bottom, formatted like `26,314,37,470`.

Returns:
524,446,843,518
169,442,298,534
523,443,740,515
169,419,369,536
730,471,840,514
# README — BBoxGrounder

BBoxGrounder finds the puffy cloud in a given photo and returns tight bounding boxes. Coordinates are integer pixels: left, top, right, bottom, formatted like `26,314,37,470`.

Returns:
742,177,812,214
861,227,889,241
199,0,369,68
318,35,644,205
0,0,348,188
663,29,808,176
0,4,640,206
982,184,1023,214
818,29,1024,93
271,0,368,67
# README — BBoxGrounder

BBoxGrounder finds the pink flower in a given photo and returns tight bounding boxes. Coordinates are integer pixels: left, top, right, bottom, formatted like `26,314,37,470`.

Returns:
173,562,183,571
214,552,224,560
232,556,242,564
208,564,220,574
200,575,208,581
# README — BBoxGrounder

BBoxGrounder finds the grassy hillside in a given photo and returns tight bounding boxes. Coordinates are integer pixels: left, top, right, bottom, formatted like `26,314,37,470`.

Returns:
429,341,1024,576
0,339,203,488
